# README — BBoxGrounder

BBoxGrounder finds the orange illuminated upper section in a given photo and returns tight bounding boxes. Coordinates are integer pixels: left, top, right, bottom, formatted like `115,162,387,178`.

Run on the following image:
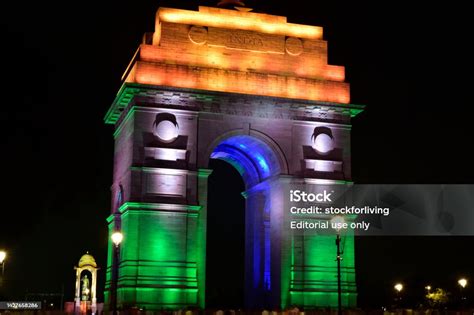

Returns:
157,6,323,40
121,6,350,104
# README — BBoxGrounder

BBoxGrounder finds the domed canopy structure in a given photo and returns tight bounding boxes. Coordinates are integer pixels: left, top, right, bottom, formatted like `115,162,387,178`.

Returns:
78,252,97,268
74,252,99,313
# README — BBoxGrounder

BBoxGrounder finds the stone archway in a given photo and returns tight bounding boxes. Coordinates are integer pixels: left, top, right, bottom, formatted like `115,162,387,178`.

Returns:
207,134,287,308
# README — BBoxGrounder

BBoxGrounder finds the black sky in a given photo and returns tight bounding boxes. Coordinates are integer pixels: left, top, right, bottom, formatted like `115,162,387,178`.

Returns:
1,0,473,308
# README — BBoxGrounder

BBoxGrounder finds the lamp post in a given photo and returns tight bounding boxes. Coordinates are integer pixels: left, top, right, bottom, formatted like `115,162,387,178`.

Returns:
0,251,6,277
0,250,6,297
424,285,431,307
394,283,403,308
458,278,468,308
111,232,123,315
331,216,345,315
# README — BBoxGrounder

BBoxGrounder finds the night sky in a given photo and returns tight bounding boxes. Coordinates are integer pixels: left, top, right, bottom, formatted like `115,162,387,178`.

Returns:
1,0,473,308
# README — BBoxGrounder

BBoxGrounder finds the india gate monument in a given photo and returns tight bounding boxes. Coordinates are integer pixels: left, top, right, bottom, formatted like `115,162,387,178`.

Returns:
104,1,364,310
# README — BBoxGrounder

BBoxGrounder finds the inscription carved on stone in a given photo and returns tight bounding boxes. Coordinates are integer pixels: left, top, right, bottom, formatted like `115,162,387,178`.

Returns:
227,32,263,49
285,37,303,56
188,26,208,45
207,27,285,53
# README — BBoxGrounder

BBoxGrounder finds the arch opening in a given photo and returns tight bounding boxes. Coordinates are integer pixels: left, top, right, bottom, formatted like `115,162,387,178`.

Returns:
206,159,245,308
206,134,283,309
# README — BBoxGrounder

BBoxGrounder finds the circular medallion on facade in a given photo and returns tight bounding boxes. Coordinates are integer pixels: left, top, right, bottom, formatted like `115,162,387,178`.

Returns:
285,37,304,56
154,120,179,142
188,26,208,45
312,133,334,154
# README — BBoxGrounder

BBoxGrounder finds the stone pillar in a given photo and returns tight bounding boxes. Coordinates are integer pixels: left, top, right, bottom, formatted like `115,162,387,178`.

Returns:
91,269,97,314
74,268,81,313
242,186,268,308
197,169,212,308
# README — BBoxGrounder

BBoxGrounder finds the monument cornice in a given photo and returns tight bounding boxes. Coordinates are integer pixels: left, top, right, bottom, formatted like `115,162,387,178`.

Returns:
105,83,364,126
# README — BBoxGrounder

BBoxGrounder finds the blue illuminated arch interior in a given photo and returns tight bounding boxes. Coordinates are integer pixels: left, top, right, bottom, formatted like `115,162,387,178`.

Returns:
210,135,281,187
209,134,280,295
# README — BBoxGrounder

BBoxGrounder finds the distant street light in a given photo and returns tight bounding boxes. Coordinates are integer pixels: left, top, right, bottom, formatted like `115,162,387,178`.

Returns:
394,283,403,292
0,250,6,277
111,232,123,315
0,250,6,292
331,216,345,315
111,232,123,247
394,283,403,308
458,278,468,306
424,285,432,307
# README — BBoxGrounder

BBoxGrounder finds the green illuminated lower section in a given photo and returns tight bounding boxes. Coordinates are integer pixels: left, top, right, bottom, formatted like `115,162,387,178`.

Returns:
118,287,198,309
104,215,116,310
105,203,202,309
288,234,356,308
104,199,357,310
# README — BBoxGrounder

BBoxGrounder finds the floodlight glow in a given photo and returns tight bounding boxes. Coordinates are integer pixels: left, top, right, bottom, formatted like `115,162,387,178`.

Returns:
458,278,467,288
394,283,403,292
111,232,123,247
0,251,6,264
158,7,323,40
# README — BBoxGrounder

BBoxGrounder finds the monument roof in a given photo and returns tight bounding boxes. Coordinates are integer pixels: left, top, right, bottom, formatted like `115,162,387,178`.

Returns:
78,252,97,268
106,5,359,124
